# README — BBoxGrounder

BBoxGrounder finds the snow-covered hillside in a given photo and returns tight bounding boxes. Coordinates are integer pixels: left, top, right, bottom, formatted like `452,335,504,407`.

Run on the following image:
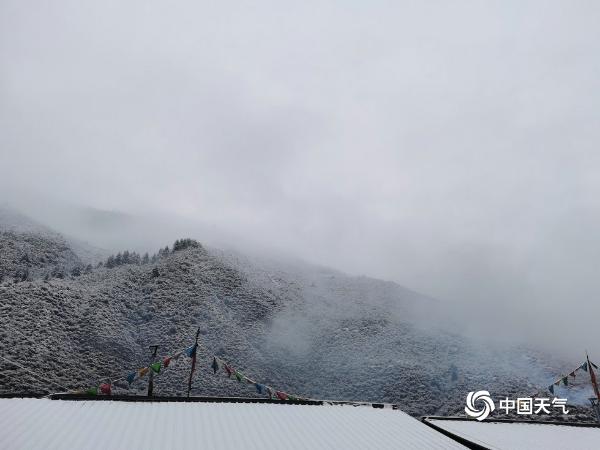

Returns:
0,213,595,420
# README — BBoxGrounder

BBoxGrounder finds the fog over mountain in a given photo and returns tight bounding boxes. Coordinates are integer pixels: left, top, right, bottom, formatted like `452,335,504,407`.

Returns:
1,207,596,421
2,0,600,392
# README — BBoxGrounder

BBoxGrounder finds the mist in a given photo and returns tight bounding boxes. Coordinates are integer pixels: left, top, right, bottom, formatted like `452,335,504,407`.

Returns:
2,1,600,360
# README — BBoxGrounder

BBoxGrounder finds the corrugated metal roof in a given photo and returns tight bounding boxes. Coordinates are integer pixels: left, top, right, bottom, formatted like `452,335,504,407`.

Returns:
0,398,465,449
424,417,600,450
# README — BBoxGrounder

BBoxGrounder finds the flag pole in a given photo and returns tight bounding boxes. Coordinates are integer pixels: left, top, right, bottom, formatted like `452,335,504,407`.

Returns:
187,328,200,398
586,352,600,402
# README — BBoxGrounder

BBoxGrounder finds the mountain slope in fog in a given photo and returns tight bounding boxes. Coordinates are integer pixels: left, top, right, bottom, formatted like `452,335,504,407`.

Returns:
0,214,592,419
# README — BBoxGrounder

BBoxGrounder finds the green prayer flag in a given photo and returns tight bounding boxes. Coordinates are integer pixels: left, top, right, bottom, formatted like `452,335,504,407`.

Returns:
86,387,98,396
151,362,161,374
235,371,244,382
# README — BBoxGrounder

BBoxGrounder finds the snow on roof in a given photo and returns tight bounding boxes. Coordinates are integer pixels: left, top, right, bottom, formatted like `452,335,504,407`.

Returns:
424,417,600,450
1,398,465,450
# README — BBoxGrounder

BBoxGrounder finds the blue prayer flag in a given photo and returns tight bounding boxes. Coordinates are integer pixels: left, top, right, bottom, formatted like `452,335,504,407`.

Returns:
186,344,197,358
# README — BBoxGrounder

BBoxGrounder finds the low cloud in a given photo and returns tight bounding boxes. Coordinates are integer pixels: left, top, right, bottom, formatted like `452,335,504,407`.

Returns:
2,1,600,359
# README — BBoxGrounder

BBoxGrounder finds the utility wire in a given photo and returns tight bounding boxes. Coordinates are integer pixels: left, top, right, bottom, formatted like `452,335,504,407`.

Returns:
2,323,118,387
0,354,69,392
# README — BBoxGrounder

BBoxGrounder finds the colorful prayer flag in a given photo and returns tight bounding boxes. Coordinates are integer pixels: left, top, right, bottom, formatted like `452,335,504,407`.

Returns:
548,385,554,394
235,371,244,382
212,357,220,374
151,362,161,374
224,364,234,378
562,376,568,386
127,372,136,384
276,391,288,401
186,344,198,358
163,357,172,368
255,383,266,395
86,387,98,396
581,362,588,372
99,383,112,395
287,395,298,401
569,371,576,378
138,367,149,378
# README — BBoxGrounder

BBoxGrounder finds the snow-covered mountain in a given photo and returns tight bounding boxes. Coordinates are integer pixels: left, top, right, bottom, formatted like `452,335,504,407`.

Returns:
0,210,593,420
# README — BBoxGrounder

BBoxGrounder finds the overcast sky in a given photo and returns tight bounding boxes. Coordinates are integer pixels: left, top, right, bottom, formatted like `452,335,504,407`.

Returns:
2,1,600,353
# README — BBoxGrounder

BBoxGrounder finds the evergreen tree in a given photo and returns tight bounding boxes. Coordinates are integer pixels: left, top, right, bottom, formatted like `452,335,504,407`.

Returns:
173,238,200,251
131,252,141,264
142,253,149,264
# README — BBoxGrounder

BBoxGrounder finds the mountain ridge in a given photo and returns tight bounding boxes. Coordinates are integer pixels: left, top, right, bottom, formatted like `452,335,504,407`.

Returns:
0,211,594,420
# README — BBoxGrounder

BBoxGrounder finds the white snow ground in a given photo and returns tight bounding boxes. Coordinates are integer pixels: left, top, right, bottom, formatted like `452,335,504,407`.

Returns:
0,398,464,450
425,417,600,450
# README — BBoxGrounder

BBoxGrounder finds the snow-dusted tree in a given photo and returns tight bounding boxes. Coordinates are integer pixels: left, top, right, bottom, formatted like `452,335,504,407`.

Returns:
131,252,141,265
51,266,65,278
16,268,30,282
173,238,200,251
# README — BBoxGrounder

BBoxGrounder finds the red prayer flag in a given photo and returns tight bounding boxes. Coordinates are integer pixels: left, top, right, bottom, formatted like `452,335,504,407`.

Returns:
99,383,111,395
276,391,288,401
163,357,171,368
